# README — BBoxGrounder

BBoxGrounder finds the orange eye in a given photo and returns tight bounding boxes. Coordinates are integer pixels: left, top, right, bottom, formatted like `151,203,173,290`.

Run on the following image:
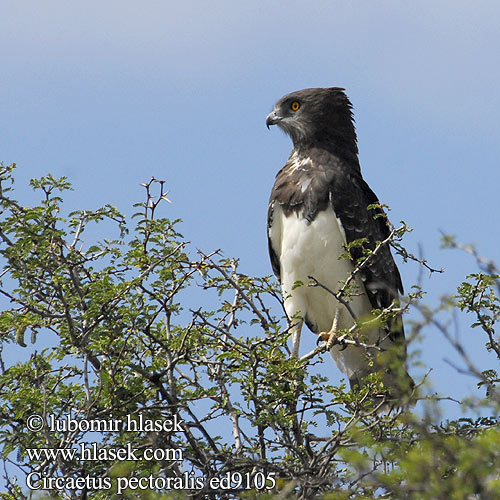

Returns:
290,101,300,111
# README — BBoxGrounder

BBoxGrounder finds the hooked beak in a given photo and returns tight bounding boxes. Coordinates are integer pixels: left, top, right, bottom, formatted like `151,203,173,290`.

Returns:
266,110,281,129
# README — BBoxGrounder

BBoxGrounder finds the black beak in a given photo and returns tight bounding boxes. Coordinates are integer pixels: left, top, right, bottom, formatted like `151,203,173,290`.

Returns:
266,110,281,129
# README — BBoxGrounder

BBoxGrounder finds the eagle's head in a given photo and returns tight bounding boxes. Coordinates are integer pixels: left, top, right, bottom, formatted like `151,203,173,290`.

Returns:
266,87,358,156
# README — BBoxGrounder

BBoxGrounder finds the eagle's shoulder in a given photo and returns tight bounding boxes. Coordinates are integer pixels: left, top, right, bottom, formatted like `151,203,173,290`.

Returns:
269,148,344,222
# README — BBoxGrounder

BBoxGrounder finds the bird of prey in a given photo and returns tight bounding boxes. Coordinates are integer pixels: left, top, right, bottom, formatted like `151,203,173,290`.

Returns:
266,87,412,396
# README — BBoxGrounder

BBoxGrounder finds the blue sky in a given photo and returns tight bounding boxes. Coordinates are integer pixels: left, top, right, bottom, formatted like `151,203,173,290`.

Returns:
1,1,499,414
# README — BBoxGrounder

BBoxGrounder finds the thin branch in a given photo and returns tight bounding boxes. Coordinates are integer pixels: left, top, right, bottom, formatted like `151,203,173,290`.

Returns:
203,253,269,329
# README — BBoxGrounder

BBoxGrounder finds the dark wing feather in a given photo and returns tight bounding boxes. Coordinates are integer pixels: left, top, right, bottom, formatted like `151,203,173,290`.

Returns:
330,171,402,300
328,167,404,340
267,201,281,279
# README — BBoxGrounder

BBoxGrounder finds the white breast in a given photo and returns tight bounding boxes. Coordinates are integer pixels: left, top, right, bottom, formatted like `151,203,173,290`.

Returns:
269,203,385,380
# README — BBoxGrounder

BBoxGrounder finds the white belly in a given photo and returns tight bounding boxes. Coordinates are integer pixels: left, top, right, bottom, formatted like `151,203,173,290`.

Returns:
269,203,385,381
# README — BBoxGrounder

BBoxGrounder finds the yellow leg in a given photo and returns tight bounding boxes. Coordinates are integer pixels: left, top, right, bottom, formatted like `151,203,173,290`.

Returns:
318,308,341,350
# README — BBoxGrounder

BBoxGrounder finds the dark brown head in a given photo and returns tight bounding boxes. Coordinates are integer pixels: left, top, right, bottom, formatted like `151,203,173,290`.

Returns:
266,87,358,160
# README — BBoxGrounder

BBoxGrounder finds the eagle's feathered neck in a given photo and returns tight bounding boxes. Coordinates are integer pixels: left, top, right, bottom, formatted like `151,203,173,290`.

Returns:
293,127,360,169
291,107,360,168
